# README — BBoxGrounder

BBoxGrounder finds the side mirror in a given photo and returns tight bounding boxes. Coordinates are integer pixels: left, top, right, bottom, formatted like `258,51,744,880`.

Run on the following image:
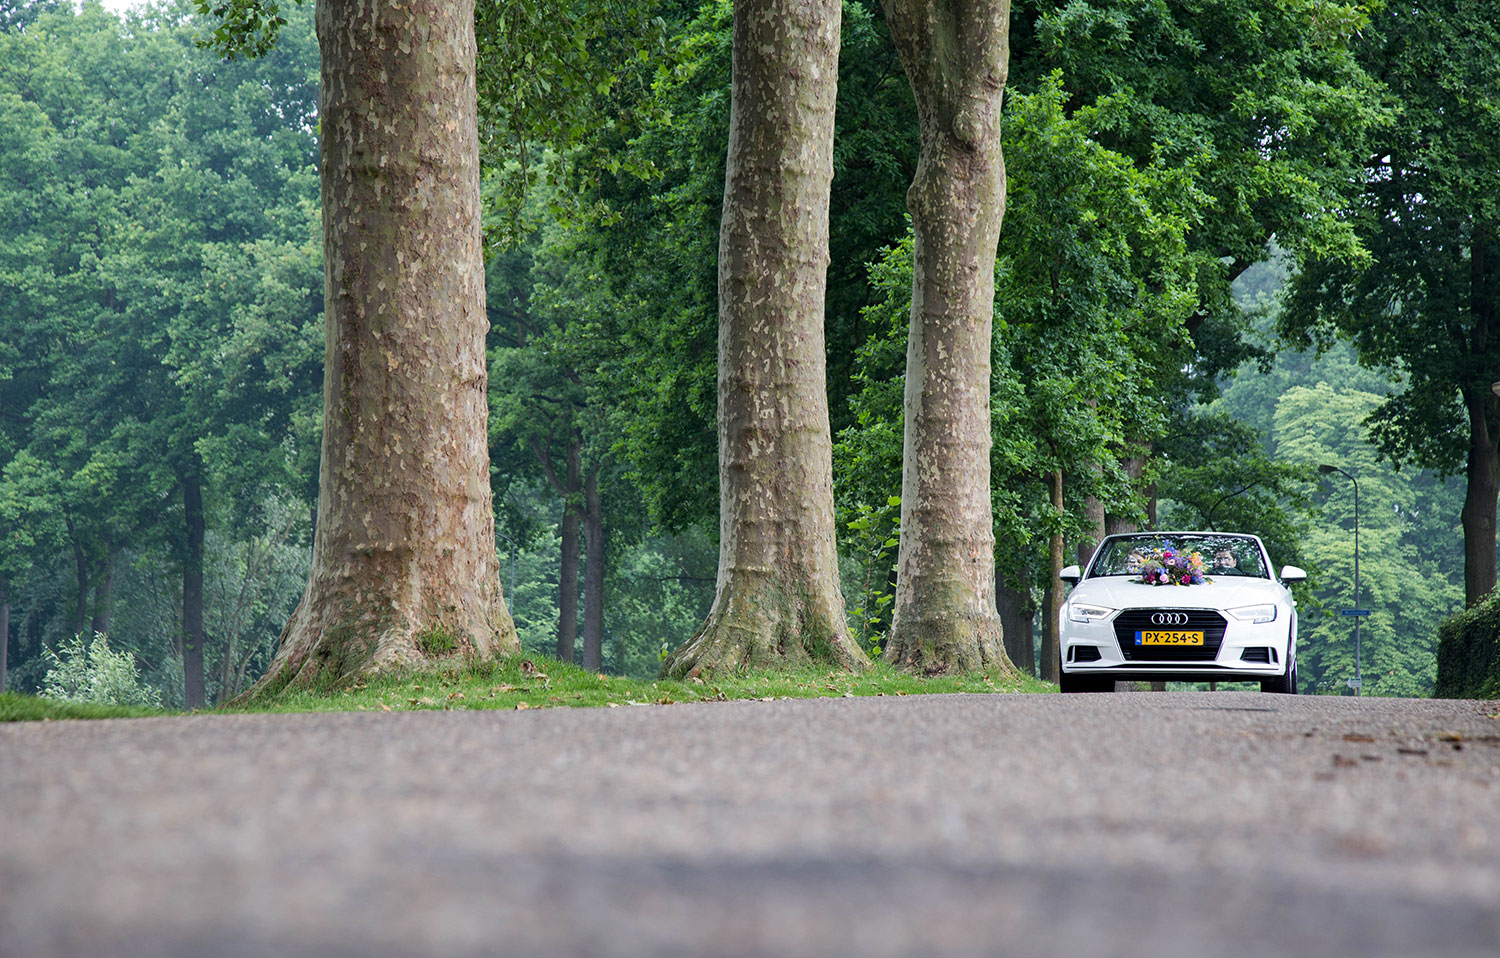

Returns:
1280,565,1307,583
1059,565,1081,586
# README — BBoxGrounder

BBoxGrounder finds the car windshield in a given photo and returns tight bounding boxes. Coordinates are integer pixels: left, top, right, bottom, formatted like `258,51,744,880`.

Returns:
1088,534,1268,579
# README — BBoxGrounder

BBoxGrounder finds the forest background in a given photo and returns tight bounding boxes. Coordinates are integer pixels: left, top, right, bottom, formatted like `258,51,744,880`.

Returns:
0,0,1491,704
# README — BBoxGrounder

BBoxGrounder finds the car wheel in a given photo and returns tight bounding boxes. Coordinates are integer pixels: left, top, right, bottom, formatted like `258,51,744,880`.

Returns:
1261,655,1297,695
1060,671,1114,694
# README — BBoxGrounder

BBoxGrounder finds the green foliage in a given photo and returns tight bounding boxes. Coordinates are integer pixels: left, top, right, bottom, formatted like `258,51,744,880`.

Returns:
476,0,668,249
1435,590,1500,699
537,1,916,532
838,75,1204,595
603,531,716,678
1280,0,1500,477
193,0,293,59
841,496,901,656
1270,383,1463,696
1018,0,1388,293
1156,410,1318,572
41,632,163,708
0,2,320,702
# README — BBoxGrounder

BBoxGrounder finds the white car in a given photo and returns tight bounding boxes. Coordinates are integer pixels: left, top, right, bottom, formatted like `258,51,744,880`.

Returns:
1058,532,1303,694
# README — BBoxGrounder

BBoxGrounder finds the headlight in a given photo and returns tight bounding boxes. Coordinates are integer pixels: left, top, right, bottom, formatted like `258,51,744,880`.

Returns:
1068,603,1115,624
1228,604,1277,624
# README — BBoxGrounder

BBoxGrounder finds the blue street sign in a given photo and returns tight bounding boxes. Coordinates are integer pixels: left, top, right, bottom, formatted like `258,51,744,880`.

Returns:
1341,609,1371,617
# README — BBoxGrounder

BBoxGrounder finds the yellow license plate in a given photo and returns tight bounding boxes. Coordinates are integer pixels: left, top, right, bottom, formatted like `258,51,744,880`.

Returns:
1136,630,1204,646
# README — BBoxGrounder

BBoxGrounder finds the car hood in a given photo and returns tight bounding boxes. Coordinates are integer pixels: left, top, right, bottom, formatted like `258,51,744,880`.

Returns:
1070,576,1286,611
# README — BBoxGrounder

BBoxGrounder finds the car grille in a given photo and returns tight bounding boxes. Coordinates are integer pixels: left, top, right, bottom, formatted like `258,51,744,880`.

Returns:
1112,609,1227,662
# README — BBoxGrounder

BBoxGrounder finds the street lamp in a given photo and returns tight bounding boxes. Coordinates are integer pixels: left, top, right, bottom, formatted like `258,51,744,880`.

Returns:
495,530,517,614
1319,464,1361,695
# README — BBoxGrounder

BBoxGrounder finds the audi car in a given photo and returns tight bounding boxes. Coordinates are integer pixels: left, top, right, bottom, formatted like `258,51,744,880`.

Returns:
1057,532,1304,694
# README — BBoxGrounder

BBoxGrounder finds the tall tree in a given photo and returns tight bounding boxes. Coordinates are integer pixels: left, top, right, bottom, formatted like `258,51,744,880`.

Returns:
879,0,1014,673
1281,1,1500,606
662,0,867,677
837,77,1203,673
233,0,518,692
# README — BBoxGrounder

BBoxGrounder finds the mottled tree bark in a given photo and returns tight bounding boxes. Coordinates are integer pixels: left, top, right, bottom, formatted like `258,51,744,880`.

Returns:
582,465,604,672
253,0,517,694
1040,470,1063,682
663,0,866,678
182,477,207,709
882,0,1014,674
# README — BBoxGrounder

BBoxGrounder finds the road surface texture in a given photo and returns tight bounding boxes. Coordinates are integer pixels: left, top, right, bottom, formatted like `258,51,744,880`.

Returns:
3,691,1499,957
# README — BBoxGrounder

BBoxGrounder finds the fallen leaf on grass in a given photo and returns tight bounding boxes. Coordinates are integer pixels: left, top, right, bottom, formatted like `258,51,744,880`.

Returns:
519,660,548,681
379,704,392,712
515,702,531,711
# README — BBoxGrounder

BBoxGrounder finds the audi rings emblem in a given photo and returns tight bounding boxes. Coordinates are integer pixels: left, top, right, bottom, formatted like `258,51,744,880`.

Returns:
1151,612,1190,626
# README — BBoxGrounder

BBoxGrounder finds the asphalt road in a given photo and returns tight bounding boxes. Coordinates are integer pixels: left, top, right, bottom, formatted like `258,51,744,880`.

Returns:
3,690,1499,957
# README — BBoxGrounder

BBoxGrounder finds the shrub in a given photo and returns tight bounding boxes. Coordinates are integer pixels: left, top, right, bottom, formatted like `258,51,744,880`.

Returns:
41,633,164,709
1434,592,1500,699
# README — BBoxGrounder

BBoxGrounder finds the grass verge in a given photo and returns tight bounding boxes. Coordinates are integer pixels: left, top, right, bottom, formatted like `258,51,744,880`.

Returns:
0,692,172,722
2,655,1053,721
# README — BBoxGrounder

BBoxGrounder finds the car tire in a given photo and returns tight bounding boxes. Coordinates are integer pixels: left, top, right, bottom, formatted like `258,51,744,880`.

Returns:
1059,671,1114,694
1261,655,1297,694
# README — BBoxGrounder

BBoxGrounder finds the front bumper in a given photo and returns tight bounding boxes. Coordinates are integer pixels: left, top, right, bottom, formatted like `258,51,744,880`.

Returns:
1061,609,1291,681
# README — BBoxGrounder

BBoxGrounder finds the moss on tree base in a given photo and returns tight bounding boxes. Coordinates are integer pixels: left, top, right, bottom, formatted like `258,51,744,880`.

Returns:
663,576,869,680
885,606,1015,677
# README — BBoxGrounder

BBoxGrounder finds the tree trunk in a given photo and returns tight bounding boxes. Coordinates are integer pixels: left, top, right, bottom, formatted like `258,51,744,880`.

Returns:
253,0,518,695
1078,492,1106,567
1040,470,1064,682
90,543,116,636
582,464,605,672
1462,386,1499,606
995,569,1034,676
182,477,207,709
882,0,1013,674
557,437,582,663
1077,411,1106,566
65,513,88,636
663,0,865,679
1105,445,1153,535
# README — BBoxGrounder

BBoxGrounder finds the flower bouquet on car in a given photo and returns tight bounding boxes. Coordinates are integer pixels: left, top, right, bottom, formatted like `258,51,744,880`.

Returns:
1133,542,1210,586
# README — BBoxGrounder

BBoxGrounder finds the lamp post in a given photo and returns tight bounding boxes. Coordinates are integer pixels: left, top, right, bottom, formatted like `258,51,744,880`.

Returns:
1319,464,1361,695
495,530,517,615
